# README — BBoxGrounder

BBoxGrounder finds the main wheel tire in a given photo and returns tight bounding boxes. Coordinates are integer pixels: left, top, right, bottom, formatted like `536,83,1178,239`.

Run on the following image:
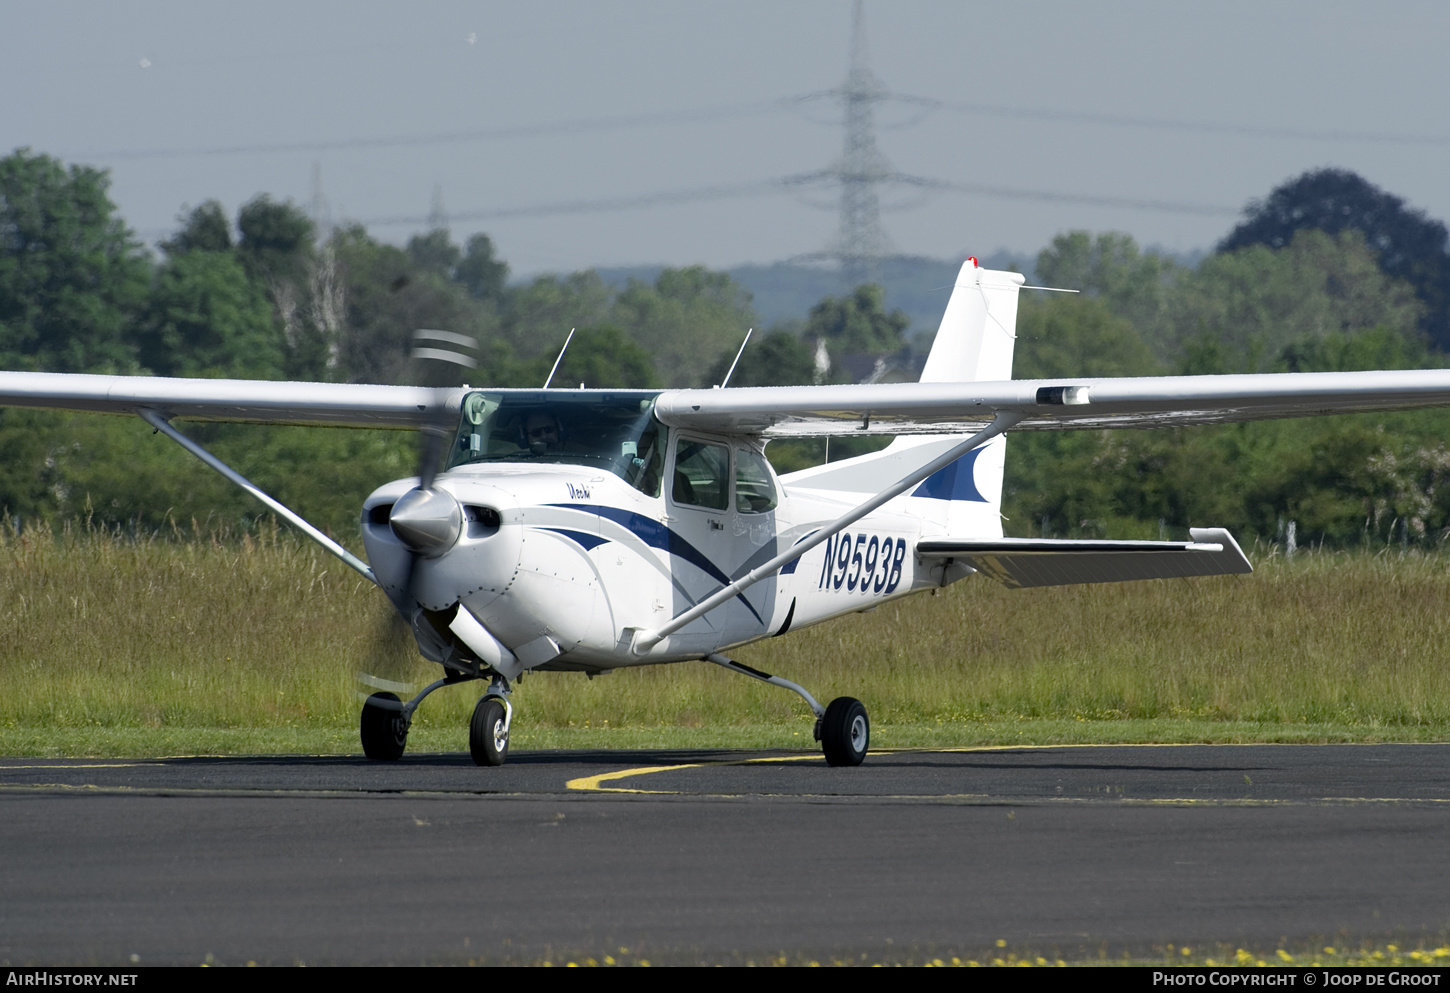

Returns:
470,697,510,767
360,691,408,761
820,696,869,767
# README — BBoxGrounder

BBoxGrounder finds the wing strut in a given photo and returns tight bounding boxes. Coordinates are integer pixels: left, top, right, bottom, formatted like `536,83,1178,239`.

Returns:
137,407,377,584
630,411,1023,655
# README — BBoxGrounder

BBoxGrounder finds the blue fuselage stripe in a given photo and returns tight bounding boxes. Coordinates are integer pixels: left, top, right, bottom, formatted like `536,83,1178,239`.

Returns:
546,504,765,626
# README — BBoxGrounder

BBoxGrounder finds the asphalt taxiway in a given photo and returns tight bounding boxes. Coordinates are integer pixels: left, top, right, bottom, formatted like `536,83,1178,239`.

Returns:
2,744,1448,964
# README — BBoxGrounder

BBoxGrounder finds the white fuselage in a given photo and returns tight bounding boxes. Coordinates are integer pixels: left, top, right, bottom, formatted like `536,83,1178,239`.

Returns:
359,430,1003,674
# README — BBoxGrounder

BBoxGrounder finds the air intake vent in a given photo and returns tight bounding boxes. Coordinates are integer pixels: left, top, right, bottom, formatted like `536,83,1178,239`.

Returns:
464,505,500,538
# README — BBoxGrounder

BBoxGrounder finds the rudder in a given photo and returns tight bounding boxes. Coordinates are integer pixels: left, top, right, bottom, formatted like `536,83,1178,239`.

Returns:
917,259,1024,384
887,260,1024,539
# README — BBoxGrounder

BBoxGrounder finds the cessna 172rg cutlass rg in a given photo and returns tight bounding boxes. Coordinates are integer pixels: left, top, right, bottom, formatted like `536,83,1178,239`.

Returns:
6,259,1450,767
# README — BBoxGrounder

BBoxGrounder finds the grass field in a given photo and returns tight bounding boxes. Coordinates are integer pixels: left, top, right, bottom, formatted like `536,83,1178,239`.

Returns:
3,523,1450,757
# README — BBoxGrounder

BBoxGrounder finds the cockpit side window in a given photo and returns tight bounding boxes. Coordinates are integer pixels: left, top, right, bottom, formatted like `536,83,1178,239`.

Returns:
672,438,730,511
734,447,778,514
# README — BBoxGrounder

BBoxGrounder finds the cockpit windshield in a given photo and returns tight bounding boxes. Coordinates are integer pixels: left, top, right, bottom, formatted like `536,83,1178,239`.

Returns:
447,390,666,496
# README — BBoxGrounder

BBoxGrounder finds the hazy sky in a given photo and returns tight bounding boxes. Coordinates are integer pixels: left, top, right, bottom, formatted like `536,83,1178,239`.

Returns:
7,1,1450,276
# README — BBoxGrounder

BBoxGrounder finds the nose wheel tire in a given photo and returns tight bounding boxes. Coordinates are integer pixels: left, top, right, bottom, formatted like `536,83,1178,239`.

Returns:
820,696,869,766
360,692,409,761
470,697,510,767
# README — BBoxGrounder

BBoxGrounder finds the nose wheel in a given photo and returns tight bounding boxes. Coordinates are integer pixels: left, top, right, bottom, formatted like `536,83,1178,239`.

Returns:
470,696,511,766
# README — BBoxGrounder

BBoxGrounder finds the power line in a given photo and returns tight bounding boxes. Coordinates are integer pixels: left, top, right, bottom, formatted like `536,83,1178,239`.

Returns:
61,93,1450,166
890,175,1237,217
67,101,786,162
927,99,1450,147
136,172,1237,244
359,179,786,227
348,173,1236,230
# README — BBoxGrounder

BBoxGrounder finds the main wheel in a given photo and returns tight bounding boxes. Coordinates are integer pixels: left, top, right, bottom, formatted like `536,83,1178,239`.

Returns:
820,697,869,766
470,697,510,767
360,692,408,761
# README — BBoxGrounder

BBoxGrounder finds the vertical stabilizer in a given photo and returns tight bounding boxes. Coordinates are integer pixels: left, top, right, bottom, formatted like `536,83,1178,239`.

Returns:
917,260,1024,384
781,260,1025,546
885,260,1024,541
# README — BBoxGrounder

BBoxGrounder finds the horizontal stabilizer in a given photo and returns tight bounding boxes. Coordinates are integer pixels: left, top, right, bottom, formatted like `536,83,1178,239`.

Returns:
917,527,1252,589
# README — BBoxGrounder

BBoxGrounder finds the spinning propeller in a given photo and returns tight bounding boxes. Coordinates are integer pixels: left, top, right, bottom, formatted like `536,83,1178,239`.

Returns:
356,329,477,711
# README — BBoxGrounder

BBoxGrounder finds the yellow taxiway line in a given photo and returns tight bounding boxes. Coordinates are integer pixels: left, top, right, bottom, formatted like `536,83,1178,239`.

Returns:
566,753,827,793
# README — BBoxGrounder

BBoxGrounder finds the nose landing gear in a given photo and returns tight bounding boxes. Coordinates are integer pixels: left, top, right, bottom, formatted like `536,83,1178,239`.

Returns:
469,678,513,767
359,671,516,766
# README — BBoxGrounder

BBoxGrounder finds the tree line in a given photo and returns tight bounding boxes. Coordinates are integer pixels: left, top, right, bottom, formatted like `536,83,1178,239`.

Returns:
1008,169,1450,548
0,149,911,535
4,148,1450,548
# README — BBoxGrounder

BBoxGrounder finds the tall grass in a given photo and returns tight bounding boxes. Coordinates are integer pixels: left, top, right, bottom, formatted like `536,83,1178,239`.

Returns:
3,523,1450,755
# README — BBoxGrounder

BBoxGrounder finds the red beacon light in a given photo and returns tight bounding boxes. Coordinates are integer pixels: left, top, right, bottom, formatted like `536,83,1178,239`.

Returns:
967,256,978,267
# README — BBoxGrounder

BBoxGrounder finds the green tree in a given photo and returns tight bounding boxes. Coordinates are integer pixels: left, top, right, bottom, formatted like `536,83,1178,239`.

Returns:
0,149,151,373
407,228,460,277
0,409,64,523
6,410,415,538
1013,295,1161,380
502,271,613,363
1162,229,1423,373
454,233,509,303
1006,228,1446,546
233,195,333,379
331,226,511,387
610,266,756,387
701,328,816,388
160,201,233,255
544,325,659,389
138,250,283,379
1034,231,1180,338
1220,168,1450,348
803,284,909,382
237,195,313,283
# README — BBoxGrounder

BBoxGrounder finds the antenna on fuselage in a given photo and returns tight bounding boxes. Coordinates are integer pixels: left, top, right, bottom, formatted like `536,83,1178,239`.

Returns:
716,328,754,389
542,328,576,389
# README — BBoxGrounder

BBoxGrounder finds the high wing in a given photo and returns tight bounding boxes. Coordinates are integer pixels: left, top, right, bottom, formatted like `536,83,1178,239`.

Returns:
0,371,440,428
653,369,1450,438
3,367,1450,437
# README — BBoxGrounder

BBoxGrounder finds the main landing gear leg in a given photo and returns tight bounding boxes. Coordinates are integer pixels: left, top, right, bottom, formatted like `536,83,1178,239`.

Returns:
469,675,513,767
705,653,869,767
359,677,451,761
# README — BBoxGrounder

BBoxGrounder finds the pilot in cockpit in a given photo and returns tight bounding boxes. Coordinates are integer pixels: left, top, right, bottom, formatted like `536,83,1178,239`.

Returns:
524,410,563,454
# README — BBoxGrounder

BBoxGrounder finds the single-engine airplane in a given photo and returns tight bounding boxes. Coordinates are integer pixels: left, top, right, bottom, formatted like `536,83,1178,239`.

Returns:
7,258,1450,766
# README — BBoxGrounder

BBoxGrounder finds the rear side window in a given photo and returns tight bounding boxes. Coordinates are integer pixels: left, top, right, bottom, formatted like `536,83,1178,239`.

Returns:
672,439,729,510
735,448,778,514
